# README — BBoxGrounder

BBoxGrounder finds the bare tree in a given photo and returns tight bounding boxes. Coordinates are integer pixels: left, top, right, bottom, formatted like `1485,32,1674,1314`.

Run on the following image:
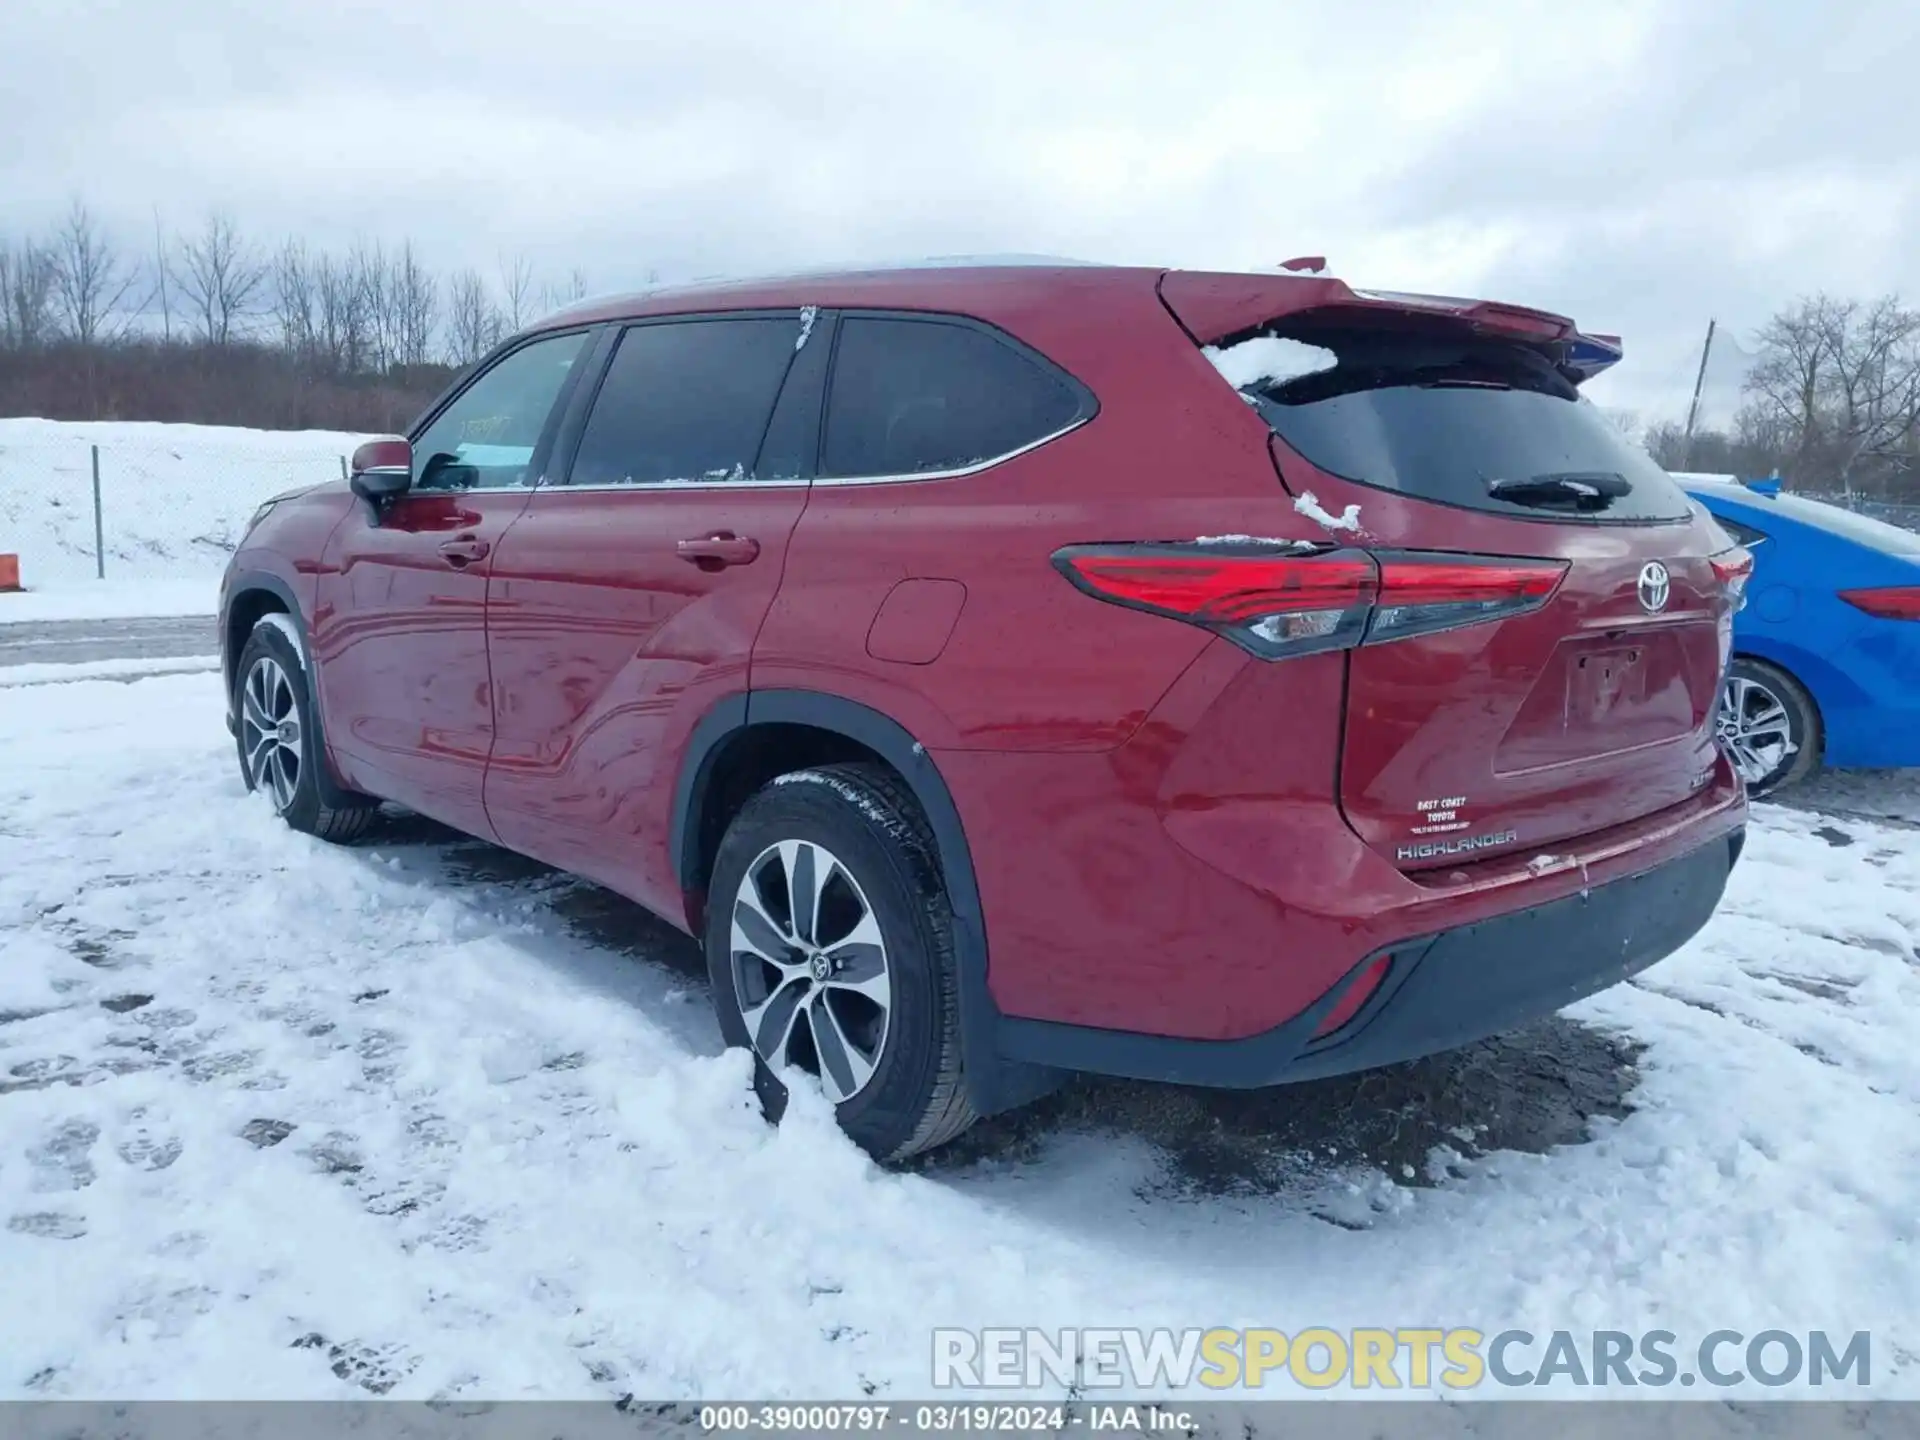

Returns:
353,243,403,372
173,213,268,346
50,201,137,345
1744,293,1920,495
1643,418,1688,471
0,202,632,428
392,241,439,368
446,268,504,365
1599,407,1642,446
270,239,318,358
1745,296,1833,480
314,251,370,374
498,251,535,332
0,238,58,350
1816,295,1920,495
539,267,588,314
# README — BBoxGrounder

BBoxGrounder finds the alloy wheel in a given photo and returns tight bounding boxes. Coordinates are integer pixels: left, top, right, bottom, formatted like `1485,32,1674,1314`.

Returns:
240,655,303,813
729,839,892,1103
1717,674,1796,788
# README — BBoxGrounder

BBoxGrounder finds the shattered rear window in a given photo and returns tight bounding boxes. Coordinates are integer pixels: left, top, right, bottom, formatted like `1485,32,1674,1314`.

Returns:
1221,325,1693,524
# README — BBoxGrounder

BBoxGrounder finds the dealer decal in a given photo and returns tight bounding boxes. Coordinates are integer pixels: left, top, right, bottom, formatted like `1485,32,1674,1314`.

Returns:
1399,794,1517,860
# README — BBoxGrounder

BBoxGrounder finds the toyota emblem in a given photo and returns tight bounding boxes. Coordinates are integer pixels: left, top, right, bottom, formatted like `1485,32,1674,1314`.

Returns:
1637,561,1671,614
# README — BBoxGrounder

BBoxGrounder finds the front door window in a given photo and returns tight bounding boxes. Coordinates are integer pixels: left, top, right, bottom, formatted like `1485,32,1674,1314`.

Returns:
412,330,590,491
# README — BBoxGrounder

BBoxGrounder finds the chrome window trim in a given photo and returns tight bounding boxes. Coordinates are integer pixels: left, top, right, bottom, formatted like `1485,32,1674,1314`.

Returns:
531,411,1091,494
413,480,538,495
536,477,810,493
816,408,1090,484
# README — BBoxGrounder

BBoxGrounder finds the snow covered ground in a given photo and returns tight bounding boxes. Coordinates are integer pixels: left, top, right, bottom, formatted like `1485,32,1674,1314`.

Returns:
0,578,224,623
0,418,367,601
2,662,1918,1405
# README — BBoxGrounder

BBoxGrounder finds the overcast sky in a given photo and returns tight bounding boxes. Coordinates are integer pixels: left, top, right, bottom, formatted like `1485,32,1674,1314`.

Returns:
4,0,1917,423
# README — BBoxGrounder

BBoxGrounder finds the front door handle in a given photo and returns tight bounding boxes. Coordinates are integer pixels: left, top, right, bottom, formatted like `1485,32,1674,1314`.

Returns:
439,535,491,567
676,533,761,570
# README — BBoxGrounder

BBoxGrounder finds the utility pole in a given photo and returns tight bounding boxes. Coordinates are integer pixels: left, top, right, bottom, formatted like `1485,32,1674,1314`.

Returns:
152,207,171,343
1680,318,1716,471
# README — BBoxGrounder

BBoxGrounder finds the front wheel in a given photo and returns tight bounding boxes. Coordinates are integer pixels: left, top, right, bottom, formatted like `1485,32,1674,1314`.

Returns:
705,763,976,1161
233,618,378,842
1718,658,1821,797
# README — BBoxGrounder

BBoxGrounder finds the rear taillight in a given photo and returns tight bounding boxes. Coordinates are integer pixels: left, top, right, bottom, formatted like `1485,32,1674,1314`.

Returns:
1839,586,1920,621
1370,556,1566,644
1707,547,1752,676
1051,545,1373,658
1051,543,1567,660
1710,546,1754,611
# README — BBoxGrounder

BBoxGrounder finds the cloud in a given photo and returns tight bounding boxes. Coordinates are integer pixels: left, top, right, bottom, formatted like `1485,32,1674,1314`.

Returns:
4,0,1916,419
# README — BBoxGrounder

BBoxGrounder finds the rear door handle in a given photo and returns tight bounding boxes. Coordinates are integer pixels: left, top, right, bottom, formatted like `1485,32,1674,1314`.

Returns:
439,535,491,566
676,533,761,569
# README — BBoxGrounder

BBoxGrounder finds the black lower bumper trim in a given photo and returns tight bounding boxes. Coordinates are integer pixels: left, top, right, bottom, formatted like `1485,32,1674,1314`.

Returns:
996,828,1741,1088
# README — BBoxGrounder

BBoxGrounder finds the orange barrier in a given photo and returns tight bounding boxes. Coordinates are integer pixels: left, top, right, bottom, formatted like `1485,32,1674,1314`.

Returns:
0,554,18,592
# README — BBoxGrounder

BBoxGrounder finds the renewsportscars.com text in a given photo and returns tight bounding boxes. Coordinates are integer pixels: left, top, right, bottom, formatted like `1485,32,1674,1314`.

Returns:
932,1327,1871,1391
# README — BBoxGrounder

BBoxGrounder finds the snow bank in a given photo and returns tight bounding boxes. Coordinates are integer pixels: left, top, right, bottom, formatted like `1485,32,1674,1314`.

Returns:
0,655,221,688
1204,334,1338,390
0,577,222,622
0,418,370,593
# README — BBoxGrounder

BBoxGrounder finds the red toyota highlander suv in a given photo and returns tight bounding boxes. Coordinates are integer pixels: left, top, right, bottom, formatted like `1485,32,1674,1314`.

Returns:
221,263,1751,1160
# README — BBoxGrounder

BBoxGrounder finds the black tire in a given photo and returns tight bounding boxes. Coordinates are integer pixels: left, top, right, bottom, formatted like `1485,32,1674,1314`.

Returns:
1721,657,1822,798
233,617,379,843
705,762,976,1161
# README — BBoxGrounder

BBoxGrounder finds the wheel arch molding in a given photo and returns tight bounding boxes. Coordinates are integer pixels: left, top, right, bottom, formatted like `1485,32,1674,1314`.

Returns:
671,687,1062,1117
221,569,303,694
222,569,363,814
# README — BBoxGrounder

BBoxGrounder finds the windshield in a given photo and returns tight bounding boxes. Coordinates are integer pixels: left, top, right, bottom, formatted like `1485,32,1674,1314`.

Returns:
1239,326,1693,523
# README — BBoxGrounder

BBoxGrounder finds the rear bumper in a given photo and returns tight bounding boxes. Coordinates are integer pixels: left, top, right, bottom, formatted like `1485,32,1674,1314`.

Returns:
996,826,1741,1088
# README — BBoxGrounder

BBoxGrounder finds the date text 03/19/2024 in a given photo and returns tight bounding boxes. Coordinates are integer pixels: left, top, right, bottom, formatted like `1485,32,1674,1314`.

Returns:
699,1405,1192,1434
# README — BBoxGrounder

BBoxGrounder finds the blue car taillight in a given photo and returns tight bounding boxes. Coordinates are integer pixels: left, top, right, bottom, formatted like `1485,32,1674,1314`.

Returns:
1839,586,1920,621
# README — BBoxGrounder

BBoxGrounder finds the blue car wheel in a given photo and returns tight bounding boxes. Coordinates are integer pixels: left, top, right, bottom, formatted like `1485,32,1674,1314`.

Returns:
1719,657,1822,796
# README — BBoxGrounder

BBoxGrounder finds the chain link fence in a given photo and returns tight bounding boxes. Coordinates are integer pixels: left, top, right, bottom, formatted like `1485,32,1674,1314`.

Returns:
0,424,370,590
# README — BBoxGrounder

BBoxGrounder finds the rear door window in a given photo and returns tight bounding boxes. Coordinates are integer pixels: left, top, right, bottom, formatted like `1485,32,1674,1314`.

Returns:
1233,324,1694,523
567,316,801,486
1713,515,1772,549
822,315,1088,479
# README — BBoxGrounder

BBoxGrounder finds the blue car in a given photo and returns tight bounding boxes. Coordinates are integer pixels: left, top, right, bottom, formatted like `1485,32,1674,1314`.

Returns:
1679,475,1920,795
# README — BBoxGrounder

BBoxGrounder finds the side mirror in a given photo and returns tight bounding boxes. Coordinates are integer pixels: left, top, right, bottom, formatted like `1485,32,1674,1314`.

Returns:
349,437,413,505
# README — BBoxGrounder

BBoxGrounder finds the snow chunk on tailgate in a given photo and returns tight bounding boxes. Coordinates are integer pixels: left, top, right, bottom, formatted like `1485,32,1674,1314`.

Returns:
1293,491,1364,534
1203,334,1338,389
1192,534,1318,550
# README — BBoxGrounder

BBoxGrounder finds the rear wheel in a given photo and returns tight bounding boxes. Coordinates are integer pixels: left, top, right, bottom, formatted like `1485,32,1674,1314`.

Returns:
705,763,976,1161
233,619,378,842
1718,658,1821,797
